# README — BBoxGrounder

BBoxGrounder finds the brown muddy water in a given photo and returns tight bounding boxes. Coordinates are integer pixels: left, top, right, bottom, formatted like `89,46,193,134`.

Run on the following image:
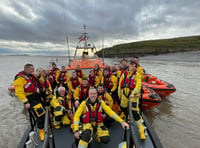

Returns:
0,51,200,148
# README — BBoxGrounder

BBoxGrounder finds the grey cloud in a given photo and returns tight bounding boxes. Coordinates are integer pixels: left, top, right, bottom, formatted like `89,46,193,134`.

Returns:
0,0,200,53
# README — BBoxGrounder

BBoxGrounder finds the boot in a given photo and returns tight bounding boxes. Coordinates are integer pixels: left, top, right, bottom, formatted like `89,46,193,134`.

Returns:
62,115,71,125
54,124,61,129
137,124,146,140
39,129,44,141
136,120,146,140
78,140,88,148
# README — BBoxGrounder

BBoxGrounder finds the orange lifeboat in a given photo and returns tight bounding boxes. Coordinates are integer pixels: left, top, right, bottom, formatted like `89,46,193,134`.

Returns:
143,74,157,82
140,86,162,109
142,75,176,97
66,58,105,70
65,25,106,70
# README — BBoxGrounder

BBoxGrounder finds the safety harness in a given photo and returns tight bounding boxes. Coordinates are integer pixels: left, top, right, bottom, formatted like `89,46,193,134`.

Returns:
121,70,136,97
70,77,80,89
82,99,104,124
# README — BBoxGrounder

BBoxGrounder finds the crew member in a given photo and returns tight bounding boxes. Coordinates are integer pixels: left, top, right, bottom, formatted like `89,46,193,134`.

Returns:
73,88,129,148
50,86,72,129
118,60,146,139
67,72,82,94
94,64,103,81
51,62,60,91
75,65,86,79
117,64,124,79
97,84,113,109
88,70,100,87
74,78,90,108
38,69,53,107
120,59,128,72
101,68,117,98
132,56,145,80
56,66,70,90
13,64,45,141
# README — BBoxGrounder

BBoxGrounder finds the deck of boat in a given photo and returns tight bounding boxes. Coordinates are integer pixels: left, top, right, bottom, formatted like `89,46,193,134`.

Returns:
53,121,124,148
18,111,162,148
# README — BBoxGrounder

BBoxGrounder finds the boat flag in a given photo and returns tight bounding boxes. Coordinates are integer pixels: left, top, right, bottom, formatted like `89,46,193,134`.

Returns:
78,35,85,42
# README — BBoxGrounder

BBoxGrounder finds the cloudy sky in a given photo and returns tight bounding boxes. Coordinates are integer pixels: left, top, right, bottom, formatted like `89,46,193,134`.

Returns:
0,0,200,55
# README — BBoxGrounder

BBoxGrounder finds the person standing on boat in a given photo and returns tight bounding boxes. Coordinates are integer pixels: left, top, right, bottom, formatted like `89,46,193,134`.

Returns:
117,64,124,78
73,88,129,148
13,64,45,141
51,62,60,91
75,65,86,79
74,78,90,108
36,68,53,107
46,69,54,87
120,59,128,72
67,72,82,94
101,68,118,102
132,56,146,80
118,60,146,140
50,86,72,129
56,66,70,90
94,64,103,81
88,70,100,87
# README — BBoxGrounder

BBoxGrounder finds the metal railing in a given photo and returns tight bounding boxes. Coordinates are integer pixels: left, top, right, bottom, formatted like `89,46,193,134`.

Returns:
42,107,55,148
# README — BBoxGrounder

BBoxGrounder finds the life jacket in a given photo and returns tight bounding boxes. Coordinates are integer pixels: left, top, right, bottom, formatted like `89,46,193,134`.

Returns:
93,69,99,77
121,70,136,90
88,75,95,86
70,77,80,89
103,75,113,90
15,71,41,93
52,67,59,78
82,100,104,124
57,71,67,83
117,69,123,78
39,77,50,92
98,90,109,105
75,70,82,78
48,74,54,86
56,92,71,109
79,84,90,101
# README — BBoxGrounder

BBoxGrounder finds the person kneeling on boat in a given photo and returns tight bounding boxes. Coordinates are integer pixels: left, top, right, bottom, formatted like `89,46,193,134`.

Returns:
73,88,129,148
118,60,146,140
50,86,72,129
13,64,45,141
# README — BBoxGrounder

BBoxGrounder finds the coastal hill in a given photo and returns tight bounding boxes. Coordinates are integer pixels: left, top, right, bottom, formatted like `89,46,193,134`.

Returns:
95,36,200,57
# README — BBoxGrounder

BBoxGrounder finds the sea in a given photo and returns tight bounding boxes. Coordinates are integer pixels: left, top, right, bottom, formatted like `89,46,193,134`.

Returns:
0,51,200,148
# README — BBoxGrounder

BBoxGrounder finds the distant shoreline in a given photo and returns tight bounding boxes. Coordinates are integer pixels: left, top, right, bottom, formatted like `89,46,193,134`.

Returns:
96,35,200,58
96,49,200,58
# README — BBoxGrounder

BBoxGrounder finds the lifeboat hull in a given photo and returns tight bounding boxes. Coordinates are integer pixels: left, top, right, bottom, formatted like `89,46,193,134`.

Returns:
142,78,176,97
140,86,162,109
66,58,105,70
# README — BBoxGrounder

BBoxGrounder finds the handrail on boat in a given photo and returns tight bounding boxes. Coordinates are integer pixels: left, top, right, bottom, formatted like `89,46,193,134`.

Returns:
42,107,49,148
128,100,142,148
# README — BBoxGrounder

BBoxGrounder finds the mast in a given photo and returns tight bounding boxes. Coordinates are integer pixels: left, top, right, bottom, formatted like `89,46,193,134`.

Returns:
74,25,96,59
66,34,70,66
